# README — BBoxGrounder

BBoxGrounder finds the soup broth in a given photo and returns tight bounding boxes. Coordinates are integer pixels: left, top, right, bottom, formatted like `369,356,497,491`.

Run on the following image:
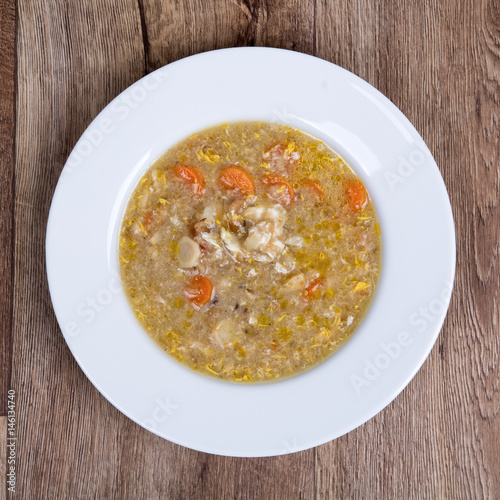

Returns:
119,122,381,382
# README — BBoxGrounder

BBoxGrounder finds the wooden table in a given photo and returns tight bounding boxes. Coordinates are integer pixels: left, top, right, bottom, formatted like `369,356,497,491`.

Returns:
1,0,499,497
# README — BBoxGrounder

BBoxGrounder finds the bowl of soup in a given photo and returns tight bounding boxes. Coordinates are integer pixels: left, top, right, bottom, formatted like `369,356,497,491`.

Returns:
46,47,455,456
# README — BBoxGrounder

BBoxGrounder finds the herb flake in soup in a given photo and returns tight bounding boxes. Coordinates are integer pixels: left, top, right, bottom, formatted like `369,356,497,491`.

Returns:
119,121,382,382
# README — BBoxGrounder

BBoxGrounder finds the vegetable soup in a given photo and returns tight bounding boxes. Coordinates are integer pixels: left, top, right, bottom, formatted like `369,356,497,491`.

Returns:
119,122,381,382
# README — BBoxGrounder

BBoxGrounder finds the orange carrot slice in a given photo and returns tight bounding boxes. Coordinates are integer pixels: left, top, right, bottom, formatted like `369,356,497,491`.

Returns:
172,165,205,197
262,174,295,207
305,278,323,300
344,179,368,212
219,167,255,196
185,275,213,308
301,178,325,200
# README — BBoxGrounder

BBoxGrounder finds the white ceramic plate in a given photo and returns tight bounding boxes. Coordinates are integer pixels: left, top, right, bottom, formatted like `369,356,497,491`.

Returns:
46,47,455,457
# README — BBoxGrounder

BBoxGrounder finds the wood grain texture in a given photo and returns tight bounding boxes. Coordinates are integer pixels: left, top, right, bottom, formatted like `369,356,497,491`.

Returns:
0,0,16,416
139,0,316,71
3,0,499,498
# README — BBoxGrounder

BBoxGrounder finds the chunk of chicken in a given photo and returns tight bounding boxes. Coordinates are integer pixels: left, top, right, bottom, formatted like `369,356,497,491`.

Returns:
243,203,286,228
241,203,287,262
244,222,286,262
242,205,266,222
244,222,272,251
195,231,223,259
220,228,247,261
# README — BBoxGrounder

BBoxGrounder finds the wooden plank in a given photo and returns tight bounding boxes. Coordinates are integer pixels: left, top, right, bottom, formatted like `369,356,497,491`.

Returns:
0,0,16,416
139,0,316,71
314,0,500,497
